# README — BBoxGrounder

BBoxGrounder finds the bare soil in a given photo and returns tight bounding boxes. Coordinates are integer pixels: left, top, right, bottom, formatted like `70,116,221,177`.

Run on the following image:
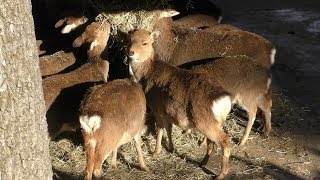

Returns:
33,0,320,179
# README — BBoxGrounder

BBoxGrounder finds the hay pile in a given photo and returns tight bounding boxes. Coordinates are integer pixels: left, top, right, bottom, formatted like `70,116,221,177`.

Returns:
88,0,171,36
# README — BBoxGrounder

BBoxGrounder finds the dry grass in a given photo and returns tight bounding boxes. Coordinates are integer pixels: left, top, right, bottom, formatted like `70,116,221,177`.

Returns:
49,104,256,180
49,85,318,179
50,92,318,179
89,0,171,36
104,10,158,36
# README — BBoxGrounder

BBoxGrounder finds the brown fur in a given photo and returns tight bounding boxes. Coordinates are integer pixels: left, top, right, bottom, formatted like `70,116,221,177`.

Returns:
128,29,233,179
39,51,76,76
79,79,149,180
174,14,220,30
42,20,110,139
201,23,240,32
151,10,272,145
73,20,110,62
186,55,273,145
43,60,109,139
152,10,275,68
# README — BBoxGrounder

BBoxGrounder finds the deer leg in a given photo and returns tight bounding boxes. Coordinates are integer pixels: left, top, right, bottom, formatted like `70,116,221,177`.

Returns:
165,122,174,152
134,133,149,172
110,149,117,169
239,106,257,145
152,126,164,158
199,124,230,179
200,139,214,165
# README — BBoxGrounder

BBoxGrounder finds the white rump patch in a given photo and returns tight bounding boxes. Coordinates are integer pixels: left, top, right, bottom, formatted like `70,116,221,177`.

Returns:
266,77,272,91
61,23,77,34
89,40,99,51
80,115,101,134
212,96,232,123
270,48,276,65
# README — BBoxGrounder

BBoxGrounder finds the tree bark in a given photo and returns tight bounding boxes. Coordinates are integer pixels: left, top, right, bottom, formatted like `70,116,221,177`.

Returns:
0,1,53,179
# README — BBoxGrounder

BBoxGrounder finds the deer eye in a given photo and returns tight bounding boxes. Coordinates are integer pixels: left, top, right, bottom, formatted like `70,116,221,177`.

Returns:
143,42,147,46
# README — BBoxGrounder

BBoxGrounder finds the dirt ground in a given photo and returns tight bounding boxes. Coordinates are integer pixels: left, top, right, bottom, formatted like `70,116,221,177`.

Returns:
33,0,320,179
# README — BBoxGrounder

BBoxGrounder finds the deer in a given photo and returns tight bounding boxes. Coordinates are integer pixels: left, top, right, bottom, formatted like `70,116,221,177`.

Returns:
151,10,276,68
47,10,232,76
43,59,109,140
148,10,274,145
41,19,111,77
72,19,110,62
42,19,114,140
179,55,273,146
55,15,89,34
79,78,149,180
127,28,233,179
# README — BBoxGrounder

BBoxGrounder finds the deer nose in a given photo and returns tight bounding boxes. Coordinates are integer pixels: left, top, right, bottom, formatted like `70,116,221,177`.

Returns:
128,51,134,56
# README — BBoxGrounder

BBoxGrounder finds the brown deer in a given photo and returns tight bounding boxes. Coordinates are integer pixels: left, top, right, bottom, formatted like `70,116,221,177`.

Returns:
151,10,276,68
79,78,149,180
55,15,88,34
43,20,112,140
73,20,110,62
128,29,233,179
43,60,109,139
180,55,272,146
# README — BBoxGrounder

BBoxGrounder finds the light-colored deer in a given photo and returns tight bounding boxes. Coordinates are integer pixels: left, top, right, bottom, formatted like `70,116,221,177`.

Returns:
79,79,149,180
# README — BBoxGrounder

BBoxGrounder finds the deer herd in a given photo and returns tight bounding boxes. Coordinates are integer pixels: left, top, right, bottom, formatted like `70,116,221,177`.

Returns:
40,3,276,179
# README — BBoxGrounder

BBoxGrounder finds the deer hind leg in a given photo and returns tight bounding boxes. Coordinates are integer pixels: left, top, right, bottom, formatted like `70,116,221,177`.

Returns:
198,124,231,179
110,149,118,169
134,133,149,172
84,137,96,180
92,144,112,180
200,139,214,165
151,114,166,158
239,105,257,146
259,88,272,138
152,126,164,157
165,122,174,152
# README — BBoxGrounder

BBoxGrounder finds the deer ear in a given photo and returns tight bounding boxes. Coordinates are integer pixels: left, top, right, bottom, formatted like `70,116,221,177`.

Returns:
54,19,66,28
159,9,180,18
151,31,160,41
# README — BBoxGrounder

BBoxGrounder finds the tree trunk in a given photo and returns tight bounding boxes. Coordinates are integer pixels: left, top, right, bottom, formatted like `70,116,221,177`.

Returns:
0,1,53,179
